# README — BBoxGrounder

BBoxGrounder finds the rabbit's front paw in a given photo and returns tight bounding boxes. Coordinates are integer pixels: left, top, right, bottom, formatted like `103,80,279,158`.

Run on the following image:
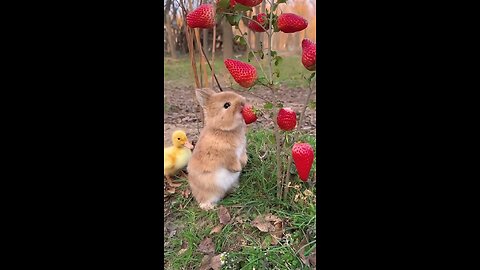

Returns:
240,152,248,168
227,159,242,172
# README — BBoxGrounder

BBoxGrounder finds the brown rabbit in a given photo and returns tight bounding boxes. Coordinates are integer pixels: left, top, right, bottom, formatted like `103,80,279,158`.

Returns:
187,88,248,210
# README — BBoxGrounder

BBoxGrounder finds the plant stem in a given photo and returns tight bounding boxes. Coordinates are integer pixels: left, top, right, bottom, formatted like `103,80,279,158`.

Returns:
211,23,216,91
274,118,283,199
282,76,316,200
267,0,274,85
200,46,223,91
236,27,269,83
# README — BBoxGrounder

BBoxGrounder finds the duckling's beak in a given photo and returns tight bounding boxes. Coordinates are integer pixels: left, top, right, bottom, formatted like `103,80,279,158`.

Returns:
184,141,194,150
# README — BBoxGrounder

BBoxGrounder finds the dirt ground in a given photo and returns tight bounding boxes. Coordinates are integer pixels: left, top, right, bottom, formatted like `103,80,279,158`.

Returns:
163,83,317,267
163,82,317,146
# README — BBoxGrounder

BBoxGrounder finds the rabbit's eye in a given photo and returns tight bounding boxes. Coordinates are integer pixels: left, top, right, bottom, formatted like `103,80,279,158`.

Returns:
223,102,231,109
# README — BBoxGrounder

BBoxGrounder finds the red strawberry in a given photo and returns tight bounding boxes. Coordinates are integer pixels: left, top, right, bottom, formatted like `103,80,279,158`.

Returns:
302,39,316,71
292,142,314,182
235,0,262,7
277,13,308,33
241,104,257,124
248,13,268,32
224,59,257,88
277,108,297,131
186,4,215,29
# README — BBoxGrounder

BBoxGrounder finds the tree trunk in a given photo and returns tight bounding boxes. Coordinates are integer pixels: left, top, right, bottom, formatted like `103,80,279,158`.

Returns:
164,0,177,59
222,19,233,59
261,1,266,49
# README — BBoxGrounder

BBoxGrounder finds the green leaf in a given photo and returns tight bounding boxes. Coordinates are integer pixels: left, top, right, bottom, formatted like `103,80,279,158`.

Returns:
234,13,243,25
256,76,269,86
215,13,225,22
226,14,242,26
234,3,253,12
276,56,283,66
308,72,316,82
308,101,316,110
263,102,274,110
247,51,254,62
233,34,246,46
239,36,246,46
217,0,230,10
226,14,236,25
273,22,280,32
277,0,288,3
273,69,280,78
270,50,277,58
252,107,262,115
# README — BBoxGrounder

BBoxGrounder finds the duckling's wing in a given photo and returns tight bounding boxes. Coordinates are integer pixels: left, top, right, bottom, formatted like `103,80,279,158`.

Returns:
164,151,175,170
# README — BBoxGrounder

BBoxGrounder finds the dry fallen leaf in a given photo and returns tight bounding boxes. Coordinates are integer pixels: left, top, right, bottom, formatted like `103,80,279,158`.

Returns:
264,214,282,224
209,224,224,235
210,254,223,270
296,238,310,267
251,215,275,232
182,188,191,198
198,253,223,270
308,247,316,268
218,206,231,224
165,187,176,194
303,189,313,197
234,216,244,224
169,182,182,188
178,240,188,255
199,255,213,270
270,220,284,245
197,237,215,254
251,213,282,233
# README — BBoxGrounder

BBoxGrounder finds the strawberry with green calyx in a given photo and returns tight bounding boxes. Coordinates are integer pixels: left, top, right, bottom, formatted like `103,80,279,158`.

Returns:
241,104,257,124
292,142,314,182
224,59,258,88
277,107,297,131
186,4,215,29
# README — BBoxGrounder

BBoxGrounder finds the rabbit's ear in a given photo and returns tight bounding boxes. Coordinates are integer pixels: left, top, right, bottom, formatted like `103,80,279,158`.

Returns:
195,88,216,107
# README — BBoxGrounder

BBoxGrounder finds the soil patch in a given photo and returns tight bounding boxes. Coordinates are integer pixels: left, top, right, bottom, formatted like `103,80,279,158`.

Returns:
163,83,316,146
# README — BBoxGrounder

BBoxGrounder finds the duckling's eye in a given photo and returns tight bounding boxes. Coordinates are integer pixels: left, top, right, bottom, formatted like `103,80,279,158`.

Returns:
177,138,180,140
223,102,231,109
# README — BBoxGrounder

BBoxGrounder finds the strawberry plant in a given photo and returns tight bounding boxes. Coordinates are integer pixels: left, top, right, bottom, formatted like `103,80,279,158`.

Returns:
181,0,317,200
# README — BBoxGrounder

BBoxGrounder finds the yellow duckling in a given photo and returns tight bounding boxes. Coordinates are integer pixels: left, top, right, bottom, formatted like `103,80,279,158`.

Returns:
164,130,193,186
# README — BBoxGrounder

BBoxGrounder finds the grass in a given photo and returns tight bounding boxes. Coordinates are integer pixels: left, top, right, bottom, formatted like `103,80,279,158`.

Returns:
164,129,316,270
164,53,312,88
